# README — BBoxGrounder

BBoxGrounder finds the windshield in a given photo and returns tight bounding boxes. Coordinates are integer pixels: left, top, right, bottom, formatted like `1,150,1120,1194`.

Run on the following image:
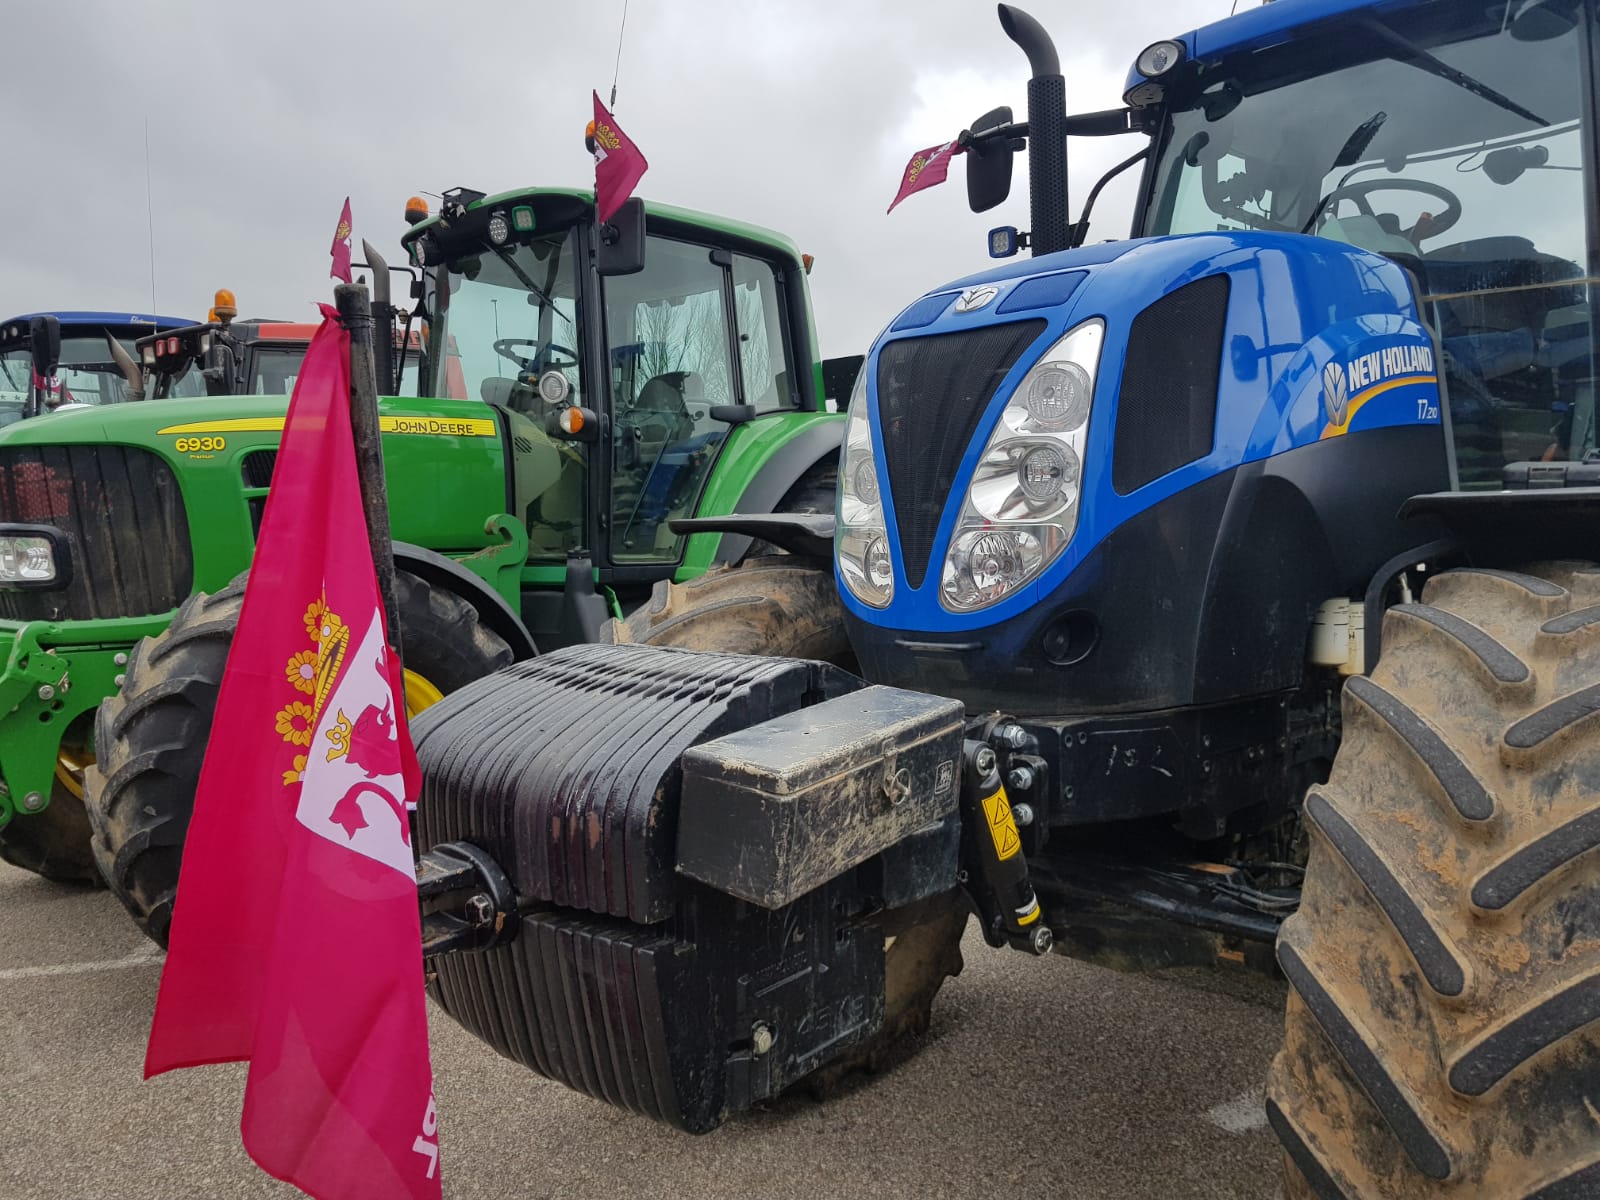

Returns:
432,228,586,559
0,331,204,420
1143,2,1594,484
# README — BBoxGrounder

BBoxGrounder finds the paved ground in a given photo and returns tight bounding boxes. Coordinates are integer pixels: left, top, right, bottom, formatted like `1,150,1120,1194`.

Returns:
0,860,1289,1199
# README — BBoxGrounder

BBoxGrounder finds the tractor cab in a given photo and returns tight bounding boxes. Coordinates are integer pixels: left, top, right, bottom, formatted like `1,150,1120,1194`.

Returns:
0,311,198,420
403,186,836,630
1132,0,1595,487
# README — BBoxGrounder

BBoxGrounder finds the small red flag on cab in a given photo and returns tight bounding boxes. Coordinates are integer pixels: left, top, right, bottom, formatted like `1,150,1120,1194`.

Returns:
591,91,649,223
145,308,440,1200
330,197,354,283
887,137,965,213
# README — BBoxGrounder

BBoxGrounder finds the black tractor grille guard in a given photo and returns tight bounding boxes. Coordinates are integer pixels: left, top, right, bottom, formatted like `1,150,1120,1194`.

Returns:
875,320,1046,589
0,445,193,622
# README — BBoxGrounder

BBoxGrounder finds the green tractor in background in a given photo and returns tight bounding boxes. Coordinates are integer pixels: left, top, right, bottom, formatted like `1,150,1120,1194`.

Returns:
0,187,852,948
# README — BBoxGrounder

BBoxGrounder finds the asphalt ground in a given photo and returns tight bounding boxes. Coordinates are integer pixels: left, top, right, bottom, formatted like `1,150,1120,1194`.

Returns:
0,859,1290,1200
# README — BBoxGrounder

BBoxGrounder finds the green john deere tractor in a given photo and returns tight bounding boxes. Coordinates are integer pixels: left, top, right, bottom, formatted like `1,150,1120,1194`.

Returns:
0,187,851,948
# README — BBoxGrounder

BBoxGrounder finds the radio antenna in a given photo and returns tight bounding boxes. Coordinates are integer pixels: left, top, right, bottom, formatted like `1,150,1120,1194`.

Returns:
143,116,158,315
610,0,630,107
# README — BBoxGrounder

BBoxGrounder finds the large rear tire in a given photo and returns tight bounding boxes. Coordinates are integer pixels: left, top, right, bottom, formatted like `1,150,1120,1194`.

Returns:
608,552,965,1084
1269,563,1600,1198
84,569,514,946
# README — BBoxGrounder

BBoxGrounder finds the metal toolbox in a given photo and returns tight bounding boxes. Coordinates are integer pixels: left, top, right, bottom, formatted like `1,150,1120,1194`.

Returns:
677,685,966,909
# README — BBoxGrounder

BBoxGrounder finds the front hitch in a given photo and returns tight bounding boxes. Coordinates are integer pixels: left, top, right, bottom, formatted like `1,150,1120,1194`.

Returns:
416,840,519,962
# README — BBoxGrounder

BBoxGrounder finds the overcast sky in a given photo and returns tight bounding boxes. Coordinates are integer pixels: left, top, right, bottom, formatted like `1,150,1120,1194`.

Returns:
3,0,1222,359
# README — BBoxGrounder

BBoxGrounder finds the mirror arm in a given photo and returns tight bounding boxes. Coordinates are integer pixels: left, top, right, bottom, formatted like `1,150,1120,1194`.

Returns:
1068,145,1151,248
1063,107,1138,137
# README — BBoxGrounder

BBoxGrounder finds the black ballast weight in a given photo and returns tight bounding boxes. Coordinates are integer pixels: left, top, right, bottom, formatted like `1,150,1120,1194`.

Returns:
411,644,963,1133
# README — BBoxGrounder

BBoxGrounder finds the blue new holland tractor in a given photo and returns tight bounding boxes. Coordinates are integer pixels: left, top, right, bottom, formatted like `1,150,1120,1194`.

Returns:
411,0,1600,1194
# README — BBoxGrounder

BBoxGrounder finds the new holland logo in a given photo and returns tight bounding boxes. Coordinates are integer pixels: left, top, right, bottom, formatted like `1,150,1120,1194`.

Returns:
1322,360,1349,426
954,285,999,313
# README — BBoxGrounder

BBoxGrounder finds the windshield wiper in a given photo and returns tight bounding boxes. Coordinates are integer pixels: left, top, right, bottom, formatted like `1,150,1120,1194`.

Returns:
1361,15,1546,126
1298,112,1389,233
491,245,560,312
0,358,23,391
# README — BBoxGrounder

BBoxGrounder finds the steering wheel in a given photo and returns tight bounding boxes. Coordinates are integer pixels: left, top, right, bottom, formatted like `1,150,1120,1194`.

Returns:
1312,178,1463,244
493,338,578,377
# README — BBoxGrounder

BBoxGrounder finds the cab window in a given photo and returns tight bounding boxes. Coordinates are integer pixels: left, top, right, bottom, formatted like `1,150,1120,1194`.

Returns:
604,237,740,561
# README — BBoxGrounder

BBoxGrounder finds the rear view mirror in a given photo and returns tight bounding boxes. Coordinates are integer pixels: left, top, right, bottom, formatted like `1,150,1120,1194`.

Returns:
28,316,60,379
967,106,1016,213
597,198,646,276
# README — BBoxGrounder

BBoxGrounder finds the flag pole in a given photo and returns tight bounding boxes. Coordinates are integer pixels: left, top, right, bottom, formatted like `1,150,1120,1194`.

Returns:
334,282,404,668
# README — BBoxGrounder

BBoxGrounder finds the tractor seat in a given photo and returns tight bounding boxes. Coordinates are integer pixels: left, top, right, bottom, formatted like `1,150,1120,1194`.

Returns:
633,371,700,443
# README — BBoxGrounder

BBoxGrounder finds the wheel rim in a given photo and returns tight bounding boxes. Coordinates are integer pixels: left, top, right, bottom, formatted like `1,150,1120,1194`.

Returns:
403,669,445,717
54,746,93,800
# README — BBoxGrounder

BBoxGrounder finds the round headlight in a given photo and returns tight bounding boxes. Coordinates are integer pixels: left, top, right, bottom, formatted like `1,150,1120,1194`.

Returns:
942,528,1045,611
1136,40,1185,78
865,536,893,590
1018,443,1072,503
1023,360,1092,430
852,458,880,504
487,211,510,246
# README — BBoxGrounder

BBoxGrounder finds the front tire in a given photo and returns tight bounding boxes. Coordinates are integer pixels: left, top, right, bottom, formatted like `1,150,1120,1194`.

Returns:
0,779,101,884
607,554,852,663
85,569,514,946
1269,563,1600,1197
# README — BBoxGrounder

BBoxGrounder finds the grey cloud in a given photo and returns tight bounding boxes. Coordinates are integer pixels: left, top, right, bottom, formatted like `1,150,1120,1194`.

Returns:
3,0,1219,354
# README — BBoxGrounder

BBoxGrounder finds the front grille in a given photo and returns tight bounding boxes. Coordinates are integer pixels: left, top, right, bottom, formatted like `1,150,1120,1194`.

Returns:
1113,275,1229,494
0,446,192,621
240,449,277,488
876,320,1045,588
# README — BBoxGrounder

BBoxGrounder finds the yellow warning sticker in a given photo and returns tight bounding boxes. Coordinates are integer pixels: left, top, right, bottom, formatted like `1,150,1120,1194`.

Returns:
982,789,1021,861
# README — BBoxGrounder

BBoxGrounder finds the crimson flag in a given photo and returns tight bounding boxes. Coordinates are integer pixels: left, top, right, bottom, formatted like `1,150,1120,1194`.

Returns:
887,137,965,213
145,308,440,1200
330,197,354,284
592,91,649,223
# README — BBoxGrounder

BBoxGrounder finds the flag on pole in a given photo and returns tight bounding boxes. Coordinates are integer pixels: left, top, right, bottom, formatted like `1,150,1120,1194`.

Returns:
145,307,441,1200
330,197,354,284
30,367,72,408
591,91,649,223
887,137,965,213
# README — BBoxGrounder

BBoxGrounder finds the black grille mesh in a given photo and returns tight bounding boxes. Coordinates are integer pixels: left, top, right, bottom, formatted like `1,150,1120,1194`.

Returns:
876,320,1045,588
0,446,192,620
240,449,277,488
1113,275,1229,494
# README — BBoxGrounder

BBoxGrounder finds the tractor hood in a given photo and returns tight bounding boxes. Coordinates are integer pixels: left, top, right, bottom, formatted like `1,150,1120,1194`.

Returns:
0,392,514,600
836,229,1448,712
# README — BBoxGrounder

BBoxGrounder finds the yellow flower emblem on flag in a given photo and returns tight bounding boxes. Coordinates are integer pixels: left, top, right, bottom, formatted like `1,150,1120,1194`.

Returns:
276,701,315,747
286,649,317,695
304,598,329,642
335,220,351,240
281,753,307,787
594,123,621,152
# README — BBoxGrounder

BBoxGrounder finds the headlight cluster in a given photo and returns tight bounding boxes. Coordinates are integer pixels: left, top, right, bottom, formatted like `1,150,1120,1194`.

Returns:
941,319,1104,612
0,535,58,584
835,369,893,608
